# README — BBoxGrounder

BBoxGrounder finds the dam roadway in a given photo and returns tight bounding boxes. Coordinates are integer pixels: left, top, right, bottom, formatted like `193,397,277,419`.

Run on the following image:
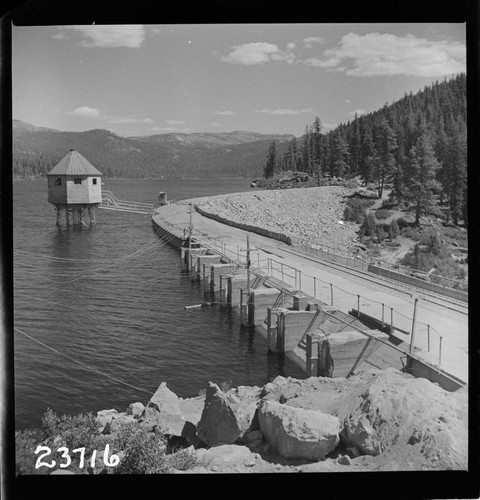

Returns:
153,199,469,385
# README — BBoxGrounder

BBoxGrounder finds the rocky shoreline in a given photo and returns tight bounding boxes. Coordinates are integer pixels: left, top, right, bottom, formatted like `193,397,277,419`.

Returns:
89,367,467,474
195,186,363,257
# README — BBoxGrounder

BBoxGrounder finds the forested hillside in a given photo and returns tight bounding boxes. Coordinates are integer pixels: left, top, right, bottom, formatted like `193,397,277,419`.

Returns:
265,73,467,226
12,123,292,179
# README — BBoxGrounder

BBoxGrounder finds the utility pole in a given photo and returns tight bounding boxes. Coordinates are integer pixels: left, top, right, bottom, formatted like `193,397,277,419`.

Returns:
246,234,251,291
409,296,419,354
188,203,193,250
241,234,257,291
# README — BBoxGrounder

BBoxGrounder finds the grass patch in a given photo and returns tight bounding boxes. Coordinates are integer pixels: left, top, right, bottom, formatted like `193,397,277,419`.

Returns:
399,228,467,288
375,209,393,220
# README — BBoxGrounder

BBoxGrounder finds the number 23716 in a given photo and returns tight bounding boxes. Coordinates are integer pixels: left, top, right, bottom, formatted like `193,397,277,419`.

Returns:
34,444,120,469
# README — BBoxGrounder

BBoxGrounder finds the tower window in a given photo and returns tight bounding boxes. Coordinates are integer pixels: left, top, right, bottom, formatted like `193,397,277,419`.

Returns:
92,178,97,185
74,178,82,185
55,178,62,185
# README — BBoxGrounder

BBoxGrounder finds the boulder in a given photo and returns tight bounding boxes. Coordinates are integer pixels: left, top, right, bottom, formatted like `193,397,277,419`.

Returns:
126,402,145,419
245,430,263,443
258,400,340,460
96,409,118,431
343,414,380,456
196,382,256,447
139,382,186,436
337,454,352,466
181,421,204,448
178,395,205,426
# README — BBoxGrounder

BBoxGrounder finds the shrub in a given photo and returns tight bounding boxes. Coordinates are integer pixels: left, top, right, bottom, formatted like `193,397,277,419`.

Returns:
401,226,422,241
15,409,104,475
440,226,468,247
41,409,101,455
359,212,377,238
376,226,387,243
389,219,400,240
163,447,197,472
344,199,367,223
375,209,393,220
16,429,48,475
396,216,410,228
400,244,436,272
420,230,442,256
112,422,168,474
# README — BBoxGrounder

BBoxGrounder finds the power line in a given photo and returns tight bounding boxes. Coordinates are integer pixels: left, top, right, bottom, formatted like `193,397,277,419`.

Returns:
14,326,154,396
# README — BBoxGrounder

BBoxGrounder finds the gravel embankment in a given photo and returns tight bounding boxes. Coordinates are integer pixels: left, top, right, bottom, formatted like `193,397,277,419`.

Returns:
195,186,361,256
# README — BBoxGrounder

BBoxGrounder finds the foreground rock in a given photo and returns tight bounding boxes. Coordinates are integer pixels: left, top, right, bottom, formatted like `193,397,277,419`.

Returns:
196,382,256,446
139,382,186,436
258,400,340,460
92,368,467,473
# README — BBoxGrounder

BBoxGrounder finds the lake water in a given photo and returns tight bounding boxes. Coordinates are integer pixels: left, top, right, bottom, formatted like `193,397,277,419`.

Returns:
13,178,306,430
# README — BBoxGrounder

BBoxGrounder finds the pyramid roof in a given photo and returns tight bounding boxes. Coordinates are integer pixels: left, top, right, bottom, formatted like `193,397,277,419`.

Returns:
47,150,102,176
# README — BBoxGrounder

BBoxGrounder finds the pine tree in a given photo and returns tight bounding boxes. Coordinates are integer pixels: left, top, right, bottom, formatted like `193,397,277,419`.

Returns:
404,131,441,225
312,116,323,180
302,125,312,174
264,141,277,178
359,125,376,185
331,133,350,178
349,114,362,177
445,122,467,225
376,118,397,198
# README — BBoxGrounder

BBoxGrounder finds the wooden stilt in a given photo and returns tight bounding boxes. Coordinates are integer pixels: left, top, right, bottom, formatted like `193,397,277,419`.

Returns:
88,207,95,224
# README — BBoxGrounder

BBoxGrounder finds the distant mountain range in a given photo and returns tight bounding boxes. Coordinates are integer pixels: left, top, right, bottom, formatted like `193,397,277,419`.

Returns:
12,120,294,179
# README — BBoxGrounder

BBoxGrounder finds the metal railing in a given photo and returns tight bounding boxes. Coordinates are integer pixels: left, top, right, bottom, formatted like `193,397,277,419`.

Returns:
154,215,451,371
101,190,154,213
292,239,468,302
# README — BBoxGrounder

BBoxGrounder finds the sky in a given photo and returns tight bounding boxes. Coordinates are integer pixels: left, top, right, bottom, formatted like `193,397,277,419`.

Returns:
12,23,466,138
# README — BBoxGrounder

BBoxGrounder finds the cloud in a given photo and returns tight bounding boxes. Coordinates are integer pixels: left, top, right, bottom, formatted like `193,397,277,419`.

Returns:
211,122,223,127
66,107,152,125
255,108,314,116
52,33,68,40
64,25,146,48
214,110,234,116
67,106,101,118
255,108,300,115
303,57,341,68
303,36,325,48
306,32,466,77
166,120,186,125
222,42,295,65
348,109,366,116
344,99,351,103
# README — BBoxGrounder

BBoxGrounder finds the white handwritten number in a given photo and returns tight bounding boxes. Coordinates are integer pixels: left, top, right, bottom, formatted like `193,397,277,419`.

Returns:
103,444,120,467
34,445,56,469
72,447,86,468
58,447,72,468
90,449,97,468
